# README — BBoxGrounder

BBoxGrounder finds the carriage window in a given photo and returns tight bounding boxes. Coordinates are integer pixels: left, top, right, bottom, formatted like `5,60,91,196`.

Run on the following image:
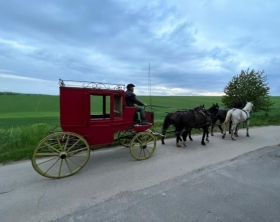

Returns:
90,95,110,119
114,95,122,117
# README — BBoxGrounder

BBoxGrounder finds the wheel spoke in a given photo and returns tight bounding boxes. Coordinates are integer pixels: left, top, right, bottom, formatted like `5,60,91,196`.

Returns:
37,156,58,165
135,137,142,144
67,157,83,167
143,149,146,158
43,142,60,153
67,147,88,156
65,158,72,174
66,139,81,152
58,159,63,177
69,155,87,158
63,135,70,151
146,137,154,144
44,158,60,175
143,135,149,143
145,148,151,155
36,153,59,157
55,136,62,150
139,148,142,157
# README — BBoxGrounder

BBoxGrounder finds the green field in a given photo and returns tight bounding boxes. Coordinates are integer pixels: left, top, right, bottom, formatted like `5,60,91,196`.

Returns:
0,94,279,163
1,94,279,128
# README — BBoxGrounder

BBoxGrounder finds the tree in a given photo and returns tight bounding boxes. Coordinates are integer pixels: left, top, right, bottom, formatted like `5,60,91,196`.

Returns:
222,68,274,112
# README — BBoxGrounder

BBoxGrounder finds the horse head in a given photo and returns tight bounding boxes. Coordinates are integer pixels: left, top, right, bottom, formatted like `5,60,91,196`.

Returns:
243,102,253,112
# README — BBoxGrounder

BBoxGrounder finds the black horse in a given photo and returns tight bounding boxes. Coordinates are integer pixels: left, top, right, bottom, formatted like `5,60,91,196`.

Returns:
161,105,205,147
210,100,244,136
161,105,213,146
181,103,219,145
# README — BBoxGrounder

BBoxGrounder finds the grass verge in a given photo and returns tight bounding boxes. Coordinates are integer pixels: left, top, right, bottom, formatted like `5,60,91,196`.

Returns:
1,113,279,164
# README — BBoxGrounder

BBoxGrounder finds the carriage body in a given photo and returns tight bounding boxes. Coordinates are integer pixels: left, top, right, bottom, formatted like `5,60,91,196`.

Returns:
31,80,157,179
59,82,154,146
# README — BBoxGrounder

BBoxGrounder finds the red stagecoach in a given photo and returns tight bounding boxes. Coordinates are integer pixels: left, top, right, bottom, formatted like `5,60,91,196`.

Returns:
32,79,162,178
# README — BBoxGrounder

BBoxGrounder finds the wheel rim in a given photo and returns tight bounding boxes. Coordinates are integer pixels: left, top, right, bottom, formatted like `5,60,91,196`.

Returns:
48,125,62,135
130,132,156,160
118,130,135,147
32,132,90,179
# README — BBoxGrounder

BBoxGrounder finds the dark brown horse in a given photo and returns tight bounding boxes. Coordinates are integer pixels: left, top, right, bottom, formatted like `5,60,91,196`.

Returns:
161,105,212,147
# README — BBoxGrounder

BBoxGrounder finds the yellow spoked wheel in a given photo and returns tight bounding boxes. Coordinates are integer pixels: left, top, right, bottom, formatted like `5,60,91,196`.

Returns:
32,132,90,179
48,125,62,135
130,132,156,160
118,130,136,147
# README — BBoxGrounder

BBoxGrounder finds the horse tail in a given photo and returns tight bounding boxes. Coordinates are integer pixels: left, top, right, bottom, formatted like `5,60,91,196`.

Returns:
161,114,171,144
224,109,234,124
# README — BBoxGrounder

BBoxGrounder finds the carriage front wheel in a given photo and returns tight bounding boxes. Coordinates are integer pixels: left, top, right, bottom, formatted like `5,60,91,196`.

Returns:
32,132,90,179
130,132,156,160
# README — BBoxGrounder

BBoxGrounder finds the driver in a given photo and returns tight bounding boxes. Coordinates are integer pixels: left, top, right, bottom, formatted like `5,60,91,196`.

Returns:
125,83,150,125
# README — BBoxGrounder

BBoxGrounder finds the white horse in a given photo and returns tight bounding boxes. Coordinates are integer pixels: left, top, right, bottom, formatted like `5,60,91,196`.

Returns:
222,102,253,140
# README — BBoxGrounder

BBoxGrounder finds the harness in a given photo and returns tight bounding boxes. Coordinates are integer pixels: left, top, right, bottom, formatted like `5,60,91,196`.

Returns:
232,108,250,122
241,109,250,121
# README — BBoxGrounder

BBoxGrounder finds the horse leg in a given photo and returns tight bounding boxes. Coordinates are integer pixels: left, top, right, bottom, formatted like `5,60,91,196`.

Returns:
206,127,209,142
229,121,232,134
161,121,171,145
234,123,239,137
161,136,165,145
176,132,181,147
211,118,217,136
222,122,227,139
188,129,193,141
231,123,236,140
182,130,188,147
175,127,183,147
211,124,214,136
246,120,250,137
201,127,206,145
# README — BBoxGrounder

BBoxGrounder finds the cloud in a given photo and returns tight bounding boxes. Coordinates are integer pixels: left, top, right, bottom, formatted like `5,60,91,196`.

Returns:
0,0,279,95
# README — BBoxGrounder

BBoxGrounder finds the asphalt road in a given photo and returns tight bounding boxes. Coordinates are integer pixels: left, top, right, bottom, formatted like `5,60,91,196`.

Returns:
0,126,279,222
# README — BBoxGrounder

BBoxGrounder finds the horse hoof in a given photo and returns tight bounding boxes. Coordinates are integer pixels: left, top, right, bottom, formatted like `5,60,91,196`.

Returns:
246,135,249,137
183,142,187,147
232,138,236,140
222,135,225,139
176,143,181,147
211,134,214,136
201,143,206,146
190,138,193,141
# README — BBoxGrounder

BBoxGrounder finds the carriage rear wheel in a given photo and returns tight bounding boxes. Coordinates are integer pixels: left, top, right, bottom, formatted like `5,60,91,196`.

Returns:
130,132,156,160
32,132,90,179
118,130,136,147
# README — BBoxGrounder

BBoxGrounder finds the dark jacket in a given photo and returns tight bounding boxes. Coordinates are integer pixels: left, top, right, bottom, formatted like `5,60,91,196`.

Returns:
125,90,144,107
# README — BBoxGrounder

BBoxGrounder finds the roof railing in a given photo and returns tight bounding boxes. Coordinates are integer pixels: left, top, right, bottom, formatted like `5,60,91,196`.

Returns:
59,79,125,91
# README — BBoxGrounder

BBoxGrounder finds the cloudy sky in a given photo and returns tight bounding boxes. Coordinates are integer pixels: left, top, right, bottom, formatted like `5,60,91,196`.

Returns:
0,0,279,96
